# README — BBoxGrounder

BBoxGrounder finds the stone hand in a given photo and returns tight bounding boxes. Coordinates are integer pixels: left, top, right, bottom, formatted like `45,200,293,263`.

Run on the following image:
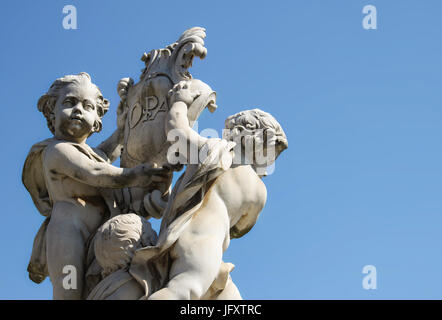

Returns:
168,81,201,106
143,189,169,219
136,165,171,189
116,77,133,130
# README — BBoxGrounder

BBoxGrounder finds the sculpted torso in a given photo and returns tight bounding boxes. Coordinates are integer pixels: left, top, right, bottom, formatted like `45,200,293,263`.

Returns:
214,165,267,238
174,165,267,254
43,141,108,234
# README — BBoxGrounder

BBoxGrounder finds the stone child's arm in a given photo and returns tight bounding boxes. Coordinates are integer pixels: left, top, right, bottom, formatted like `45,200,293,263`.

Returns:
46,143,168,188
96,129,124,163
166,81,207,163
96,78,133,163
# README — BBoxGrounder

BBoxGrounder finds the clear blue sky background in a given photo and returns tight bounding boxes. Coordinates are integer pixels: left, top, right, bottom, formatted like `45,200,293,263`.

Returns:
1,0,442,299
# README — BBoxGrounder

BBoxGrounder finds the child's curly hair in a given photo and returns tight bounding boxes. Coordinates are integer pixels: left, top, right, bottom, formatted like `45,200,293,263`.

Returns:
37,72,109,134
94,214,158,278
223,108,288,160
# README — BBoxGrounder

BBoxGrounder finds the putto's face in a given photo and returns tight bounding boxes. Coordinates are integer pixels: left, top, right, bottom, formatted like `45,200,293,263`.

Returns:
53,82,101,142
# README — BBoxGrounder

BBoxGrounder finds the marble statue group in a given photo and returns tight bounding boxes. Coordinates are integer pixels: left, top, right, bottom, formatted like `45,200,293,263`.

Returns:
22,27,288,300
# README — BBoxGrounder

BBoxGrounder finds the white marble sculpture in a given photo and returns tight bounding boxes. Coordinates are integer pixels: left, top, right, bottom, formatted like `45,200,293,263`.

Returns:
23,27,288,300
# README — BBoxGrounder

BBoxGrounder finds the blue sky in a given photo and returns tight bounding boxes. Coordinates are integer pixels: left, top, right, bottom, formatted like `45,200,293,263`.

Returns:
1,0,442,299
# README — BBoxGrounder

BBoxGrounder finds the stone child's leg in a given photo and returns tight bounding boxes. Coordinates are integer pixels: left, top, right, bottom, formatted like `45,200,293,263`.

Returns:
148,224,226,300
214,277,242,300
149,238,223,299
46,217,88,299
149,188,230,300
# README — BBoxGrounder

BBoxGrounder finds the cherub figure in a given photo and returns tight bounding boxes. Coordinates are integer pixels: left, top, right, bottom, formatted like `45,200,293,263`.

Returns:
129,88,288,299
22,72,168,299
